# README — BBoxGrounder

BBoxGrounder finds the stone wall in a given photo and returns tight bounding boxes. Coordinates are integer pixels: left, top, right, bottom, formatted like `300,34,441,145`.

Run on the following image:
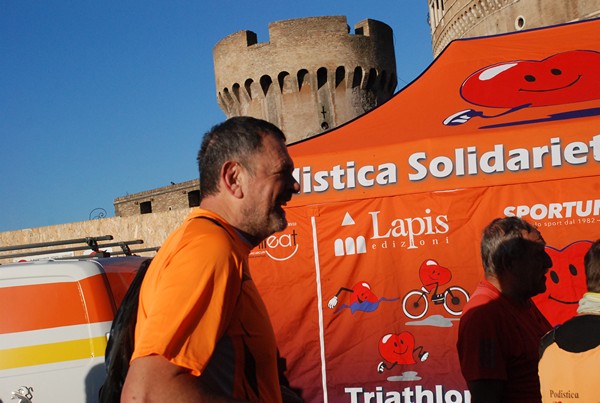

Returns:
0,208,191,264
114,179,199,217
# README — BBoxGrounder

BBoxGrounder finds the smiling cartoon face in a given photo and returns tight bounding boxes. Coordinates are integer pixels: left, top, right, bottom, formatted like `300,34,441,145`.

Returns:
378,332,416,365
350,282,378,304
419,259,452,293
533,241,591,326
460,50,600,108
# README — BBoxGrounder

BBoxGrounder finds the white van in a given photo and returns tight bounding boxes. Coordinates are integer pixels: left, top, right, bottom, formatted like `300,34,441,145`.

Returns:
0,257,147,403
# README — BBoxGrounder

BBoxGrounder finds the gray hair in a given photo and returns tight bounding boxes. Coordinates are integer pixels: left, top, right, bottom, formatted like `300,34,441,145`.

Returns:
197,116,286,198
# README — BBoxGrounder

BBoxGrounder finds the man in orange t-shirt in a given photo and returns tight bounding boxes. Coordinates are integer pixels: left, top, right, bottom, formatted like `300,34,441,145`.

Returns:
122,117,301,402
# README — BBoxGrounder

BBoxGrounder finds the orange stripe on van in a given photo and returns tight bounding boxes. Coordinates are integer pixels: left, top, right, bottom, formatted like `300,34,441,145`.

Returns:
0,275,115,334
0,336,107,370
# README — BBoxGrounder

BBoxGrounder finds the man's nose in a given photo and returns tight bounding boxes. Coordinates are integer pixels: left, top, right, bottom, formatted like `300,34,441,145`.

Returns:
542,251,552,270
290,176,300,194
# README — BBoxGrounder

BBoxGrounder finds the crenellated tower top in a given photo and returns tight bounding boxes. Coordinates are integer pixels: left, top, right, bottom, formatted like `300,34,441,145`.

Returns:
213,16,397,143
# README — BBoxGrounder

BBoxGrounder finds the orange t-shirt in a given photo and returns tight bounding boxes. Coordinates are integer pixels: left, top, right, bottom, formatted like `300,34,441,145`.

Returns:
132,208,282,402
539,314,600,403
539,343,600,402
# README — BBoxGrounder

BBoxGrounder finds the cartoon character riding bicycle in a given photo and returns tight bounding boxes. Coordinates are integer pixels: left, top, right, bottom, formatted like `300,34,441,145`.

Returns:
402,259,470,319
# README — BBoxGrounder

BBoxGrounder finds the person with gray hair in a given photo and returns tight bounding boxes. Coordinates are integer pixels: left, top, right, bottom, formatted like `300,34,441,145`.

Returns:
457,217,552,403
122,116,301,402
539,239,600,402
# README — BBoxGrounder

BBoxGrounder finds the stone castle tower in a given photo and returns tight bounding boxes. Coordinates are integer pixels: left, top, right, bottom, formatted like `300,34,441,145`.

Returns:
427,0,600,57
213,16,397,144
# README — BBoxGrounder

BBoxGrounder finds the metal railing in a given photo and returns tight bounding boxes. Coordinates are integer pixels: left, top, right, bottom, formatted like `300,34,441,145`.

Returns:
0,236,156,260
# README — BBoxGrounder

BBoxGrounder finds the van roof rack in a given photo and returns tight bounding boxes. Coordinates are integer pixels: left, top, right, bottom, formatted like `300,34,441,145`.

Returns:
0,236,146,260
111,246,160,256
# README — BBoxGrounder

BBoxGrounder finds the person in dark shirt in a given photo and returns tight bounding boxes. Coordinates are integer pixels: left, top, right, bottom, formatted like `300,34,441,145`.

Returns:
457,217,552,403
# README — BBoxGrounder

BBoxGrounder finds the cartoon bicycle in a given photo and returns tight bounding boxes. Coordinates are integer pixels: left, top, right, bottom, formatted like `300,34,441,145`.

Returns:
402,285,470,319
401,259,470,319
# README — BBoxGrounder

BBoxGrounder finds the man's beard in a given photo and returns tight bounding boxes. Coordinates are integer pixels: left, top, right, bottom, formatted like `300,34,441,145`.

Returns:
270,205,288,233
242,205,288,242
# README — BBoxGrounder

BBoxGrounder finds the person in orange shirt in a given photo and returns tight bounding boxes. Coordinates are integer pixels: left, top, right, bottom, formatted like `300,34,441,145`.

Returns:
121,117,301,402
539,239,600,402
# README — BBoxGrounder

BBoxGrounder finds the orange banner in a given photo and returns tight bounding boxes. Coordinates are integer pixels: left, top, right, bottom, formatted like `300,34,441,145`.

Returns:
251,18,600,402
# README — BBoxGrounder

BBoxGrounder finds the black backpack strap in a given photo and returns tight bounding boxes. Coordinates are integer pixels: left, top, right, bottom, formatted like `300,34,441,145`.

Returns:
539,326,558,359
199,215,230,238
100,257,152,403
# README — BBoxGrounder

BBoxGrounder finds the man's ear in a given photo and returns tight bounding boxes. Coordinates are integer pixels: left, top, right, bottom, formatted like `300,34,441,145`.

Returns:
221,161,244,198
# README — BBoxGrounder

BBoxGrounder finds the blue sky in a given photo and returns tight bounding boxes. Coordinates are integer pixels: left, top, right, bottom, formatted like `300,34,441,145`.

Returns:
0,1,434,232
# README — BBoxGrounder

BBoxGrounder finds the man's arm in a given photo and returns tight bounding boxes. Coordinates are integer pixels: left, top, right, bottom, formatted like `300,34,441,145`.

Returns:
467,379,505,403
121,355,246,403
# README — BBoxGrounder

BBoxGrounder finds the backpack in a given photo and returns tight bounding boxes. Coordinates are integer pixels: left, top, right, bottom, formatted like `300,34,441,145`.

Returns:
99,257,152,403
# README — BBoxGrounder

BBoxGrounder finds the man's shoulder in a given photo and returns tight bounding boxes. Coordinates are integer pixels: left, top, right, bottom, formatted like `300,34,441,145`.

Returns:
462,282,501,313
459,283,512,336
155,210,242,263
182,210,235,240
180,218,241,258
